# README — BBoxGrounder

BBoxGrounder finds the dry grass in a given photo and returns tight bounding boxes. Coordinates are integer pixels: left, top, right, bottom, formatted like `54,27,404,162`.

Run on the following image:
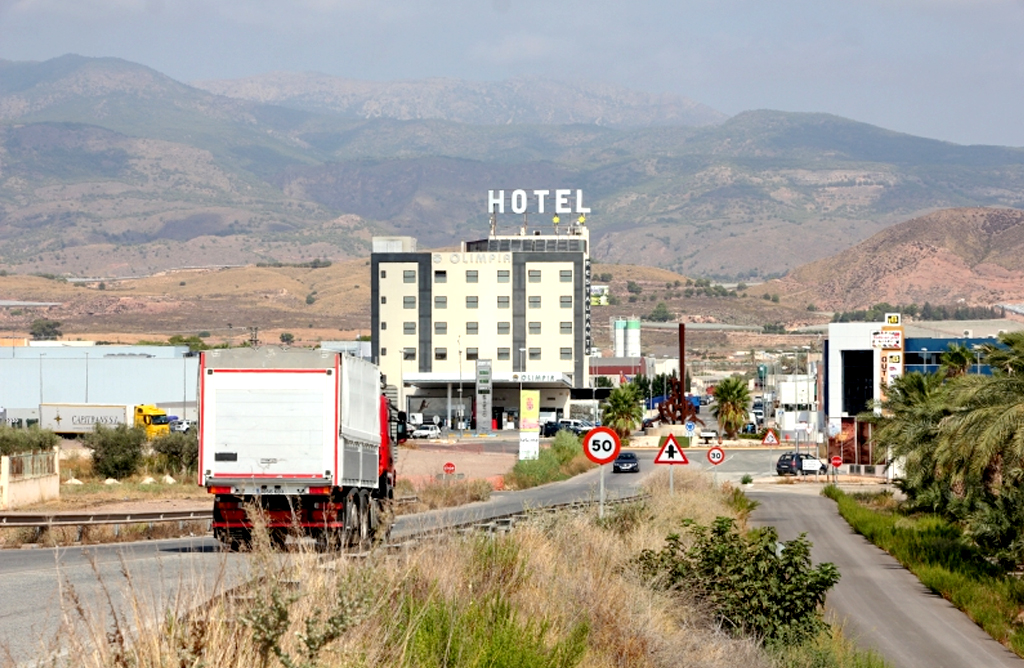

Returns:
0,520,211,549
11,469,780,668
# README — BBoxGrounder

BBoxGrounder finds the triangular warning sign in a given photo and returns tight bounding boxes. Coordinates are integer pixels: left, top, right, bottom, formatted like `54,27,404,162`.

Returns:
761,429,779,446
655,434,689,465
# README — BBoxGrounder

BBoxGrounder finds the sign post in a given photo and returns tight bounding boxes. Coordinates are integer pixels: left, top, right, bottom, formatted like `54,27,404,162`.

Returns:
707,445,725,487
654,433,689,495
831,455,842,483
443,461,456,477
583,427,621,518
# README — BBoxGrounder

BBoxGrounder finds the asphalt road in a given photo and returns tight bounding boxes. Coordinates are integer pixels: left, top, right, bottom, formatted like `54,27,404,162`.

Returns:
749,487,1024,668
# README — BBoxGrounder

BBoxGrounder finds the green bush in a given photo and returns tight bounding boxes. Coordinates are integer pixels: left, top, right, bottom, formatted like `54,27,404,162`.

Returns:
549,430,581,465
637,516,839,644
0,426,60,456
83,424,146,479
152,431,199,474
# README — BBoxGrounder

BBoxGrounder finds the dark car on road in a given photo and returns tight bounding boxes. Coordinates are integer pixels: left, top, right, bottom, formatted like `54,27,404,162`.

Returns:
541,421,562,437
612,451,640,473
776,451,826,476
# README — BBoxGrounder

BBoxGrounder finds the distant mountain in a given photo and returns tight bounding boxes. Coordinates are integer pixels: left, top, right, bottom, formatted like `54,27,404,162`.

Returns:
774,207,1024,309
192,73,727,128
3,55,1024,284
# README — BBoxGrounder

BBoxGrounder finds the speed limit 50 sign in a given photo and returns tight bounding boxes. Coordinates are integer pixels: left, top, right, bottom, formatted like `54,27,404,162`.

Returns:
583,427,621,465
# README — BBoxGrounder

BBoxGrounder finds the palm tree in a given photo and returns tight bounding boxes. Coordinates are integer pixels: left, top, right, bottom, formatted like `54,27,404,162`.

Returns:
979,331,1024,375
601,383,644,440
710,376,751,438
940,343,973,378
872,371,951,507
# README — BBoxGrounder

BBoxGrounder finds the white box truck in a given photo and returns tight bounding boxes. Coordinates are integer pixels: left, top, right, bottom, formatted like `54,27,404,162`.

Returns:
199,347,400,550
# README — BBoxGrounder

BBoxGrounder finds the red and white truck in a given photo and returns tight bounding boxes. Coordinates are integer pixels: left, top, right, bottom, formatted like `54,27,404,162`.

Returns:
198,347,400,549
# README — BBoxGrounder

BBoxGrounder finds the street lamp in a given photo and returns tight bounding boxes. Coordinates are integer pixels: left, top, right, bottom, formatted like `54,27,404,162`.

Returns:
457,336,464,436
85,352,89,403
519,347,527,426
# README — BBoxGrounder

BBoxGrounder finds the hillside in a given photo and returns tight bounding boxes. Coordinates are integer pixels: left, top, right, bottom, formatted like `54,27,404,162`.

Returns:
3,56,1024,282
191,73,727,128
772,207,1024,309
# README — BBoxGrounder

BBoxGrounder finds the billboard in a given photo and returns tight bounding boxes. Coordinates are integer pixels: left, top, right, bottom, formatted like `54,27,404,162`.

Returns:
519,390,540,460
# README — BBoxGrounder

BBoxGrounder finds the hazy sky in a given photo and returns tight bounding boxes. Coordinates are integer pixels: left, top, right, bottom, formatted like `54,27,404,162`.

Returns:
1,0,1023,147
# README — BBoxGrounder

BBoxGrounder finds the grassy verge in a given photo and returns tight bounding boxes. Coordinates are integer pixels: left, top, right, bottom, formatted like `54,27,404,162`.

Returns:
503,431,595,490
822,485,1024,656
26,470,886,668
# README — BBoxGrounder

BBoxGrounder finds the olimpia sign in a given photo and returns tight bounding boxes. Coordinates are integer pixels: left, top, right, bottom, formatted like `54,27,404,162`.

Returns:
488,189,591,215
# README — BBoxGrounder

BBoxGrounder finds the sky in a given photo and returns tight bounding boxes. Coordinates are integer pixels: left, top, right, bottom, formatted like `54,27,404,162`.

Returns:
1,0,1023,147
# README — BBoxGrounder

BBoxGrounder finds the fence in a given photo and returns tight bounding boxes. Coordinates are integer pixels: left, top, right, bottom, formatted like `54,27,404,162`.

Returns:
0,448,60,510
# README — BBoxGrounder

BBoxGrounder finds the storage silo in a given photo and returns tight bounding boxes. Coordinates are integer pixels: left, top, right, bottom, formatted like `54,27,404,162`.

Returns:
625,318,641,358
614,319,627,358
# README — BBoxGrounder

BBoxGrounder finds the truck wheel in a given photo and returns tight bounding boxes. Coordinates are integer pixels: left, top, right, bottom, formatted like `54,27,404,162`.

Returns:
342,489,359,548
219,530,251,552
357,490,371,548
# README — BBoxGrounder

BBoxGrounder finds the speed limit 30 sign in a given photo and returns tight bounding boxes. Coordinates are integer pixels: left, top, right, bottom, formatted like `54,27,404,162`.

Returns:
583,427,621,465
707,446,726,466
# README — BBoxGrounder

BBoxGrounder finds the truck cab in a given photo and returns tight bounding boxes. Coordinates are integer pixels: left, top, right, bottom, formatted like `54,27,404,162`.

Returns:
134,405,170,439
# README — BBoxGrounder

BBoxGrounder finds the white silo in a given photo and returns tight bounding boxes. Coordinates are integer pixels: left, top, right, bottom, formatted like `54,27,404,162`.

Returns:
625,318,641,358
614,319,627,357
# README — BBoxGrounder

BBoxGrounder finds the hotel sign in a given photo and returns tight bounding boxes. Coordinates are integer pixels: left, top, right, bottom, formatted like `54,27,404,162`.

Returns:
488,189,590,215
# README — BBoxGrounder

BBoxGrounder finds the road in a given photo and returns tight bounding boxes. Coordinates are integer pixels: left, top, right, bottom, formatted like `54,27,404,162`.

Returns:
749,486,1024,668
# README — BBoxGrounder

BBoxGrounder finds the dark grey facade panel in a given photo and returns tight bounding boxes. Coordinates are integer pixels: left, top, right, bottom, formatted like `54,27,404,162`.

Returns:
370,252,432,372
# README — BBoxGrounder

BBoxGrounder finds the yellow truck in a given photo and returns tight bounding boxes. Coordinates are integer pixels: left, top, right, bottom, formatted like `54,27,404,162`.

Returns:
39,403,171,439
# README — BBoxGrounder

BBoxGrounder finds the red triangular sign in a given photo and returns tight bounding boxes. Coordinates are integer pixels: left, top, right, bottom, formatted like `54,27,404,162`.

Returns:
761,429,779,446
655,434,689,465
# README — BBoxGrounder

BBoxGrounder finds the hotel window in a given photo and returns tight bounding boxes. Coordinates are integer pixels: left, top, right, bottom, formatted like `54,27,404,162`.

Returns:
435,322,447,335
466,270,478,283
403,296,415,309
466,296,479,309
497,296,510,309
380,270,386,279
497,347,510,360
528,269,541,283
434,296,447,309
529,296,541,309
381,348,387,356
497,269,510,283
560,295,572,309
529,322,541,335
380,322,387,331
434,347,447,361
403,322,415,335
466,322,479,335
560,321,572,334
559,270,572,283
466,348,479,361
380,296,387,304
403,270,416,284
434,270,447,283
560,347,573,360
497,322,510,335
403,348,416,360
529,348,541,361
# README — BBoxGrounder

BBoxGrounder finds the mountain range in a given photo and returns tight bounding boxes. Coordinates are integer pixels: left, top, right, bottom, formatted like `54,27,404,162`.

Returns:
2,54,1024,293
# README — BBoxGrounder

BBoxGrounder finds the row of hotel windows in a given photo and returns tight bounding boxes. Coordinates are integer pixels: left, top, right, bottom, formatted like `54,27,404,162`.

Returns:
382,321,574,335
383,269,573,283
381,347,573,361
382,295,572,309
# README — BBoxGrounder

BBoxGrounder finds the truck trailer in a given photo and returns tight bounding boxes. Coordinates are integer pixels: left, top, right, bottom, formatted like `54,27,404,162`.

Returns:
198,347,398,550
39,403,171,439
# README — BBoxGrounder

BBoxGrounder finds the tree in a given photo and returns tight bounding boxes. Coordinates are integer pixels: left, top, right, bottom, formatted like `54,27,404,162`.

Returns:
30,318,62,340
626,281,643,294
647,302,673,322
940,343,973,378
280,332,295,345
710,376,751,438
601,383,644,440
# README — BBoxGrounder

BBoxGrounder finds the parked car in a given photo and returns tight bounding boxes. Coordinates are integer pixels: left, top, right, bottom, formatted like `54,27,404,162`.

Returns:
541,421,563,437
776,452,826,476
411,424,442,439
170,419,193,433
612,451,640,473
558,419,589,435
741,422,758,435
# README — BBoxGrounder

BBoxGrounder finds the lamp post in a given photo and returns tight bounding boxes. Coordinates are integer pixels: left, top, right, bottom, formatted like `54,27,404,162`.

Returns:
519,347,527,427
38,354,44,406
85,352,89,403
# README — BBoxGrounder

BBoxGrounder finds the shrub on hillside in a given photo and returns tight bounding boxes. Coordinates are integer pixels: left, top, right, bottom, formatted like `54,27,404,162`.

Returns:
152,431,199,474
83,424,146,479
0,426,60,456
